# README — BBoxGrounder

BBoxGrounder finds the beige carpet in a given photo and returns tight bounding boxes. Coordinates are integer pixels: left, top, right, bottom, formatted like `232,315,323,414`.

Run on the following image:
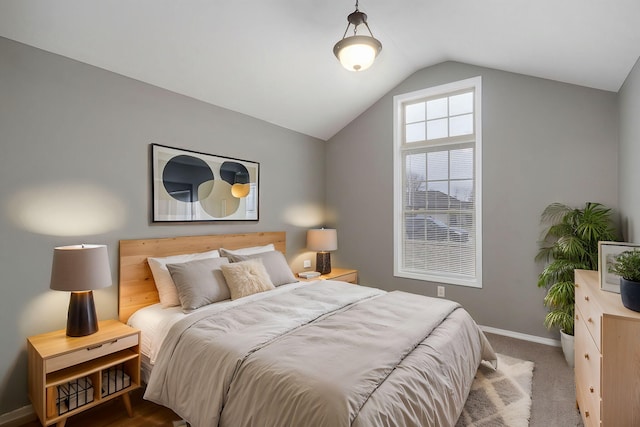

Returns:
456,353,534,427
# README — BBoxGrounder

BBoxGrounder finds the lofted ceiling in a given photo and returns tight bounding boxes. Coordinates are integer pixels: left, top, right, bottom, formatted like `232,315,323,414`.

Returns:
1,0,639,140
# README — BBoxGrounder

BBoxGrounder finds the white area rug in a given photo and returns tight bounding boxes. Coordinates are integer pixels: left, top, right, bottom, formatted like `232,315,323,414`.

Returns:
456,353,534,427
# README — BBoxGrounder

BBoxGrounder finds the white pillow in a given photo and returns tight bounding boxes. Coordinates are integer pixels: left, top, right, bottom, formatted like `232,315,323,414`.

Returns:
147,249,220,307
219,243,275,257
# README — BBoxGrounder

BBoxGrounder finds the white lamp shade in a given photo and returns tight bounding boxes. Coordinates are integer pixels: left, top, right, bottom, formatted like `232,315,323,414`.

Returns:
334,35,382,72
307,229,338,252
50,244,112,292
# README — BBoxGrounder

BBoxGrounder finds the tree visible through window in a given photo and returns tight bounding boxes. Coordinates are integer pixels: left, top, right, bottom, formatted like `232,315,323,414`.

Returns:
393,77,482,287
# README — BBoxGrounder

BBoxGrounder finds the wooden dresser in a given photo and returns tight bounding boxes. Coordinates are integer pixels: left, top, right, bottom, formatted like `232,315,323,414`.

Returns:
574,269,640,426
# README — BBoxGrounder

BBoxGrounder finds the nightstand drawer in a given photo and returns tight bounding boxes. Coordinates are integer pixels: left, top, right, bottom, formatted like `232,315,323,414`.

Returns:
334,271,358,284
46,334,139,373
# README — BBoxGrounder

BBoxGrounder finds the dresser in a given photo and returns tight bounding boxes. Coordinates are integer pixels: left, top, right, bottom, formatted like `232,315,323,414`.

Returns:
574,269,640,426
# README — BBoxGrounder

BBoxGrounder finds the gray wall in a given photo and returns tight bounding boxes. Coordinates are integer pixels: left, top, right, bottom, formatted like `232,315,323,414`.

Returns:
0,37,326,415
619,57,640,242
326,61,619,340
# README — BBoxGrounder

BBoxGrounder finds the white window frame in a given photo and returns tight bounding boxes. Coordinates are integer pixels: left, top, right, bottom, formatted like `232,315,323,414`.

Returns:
393,76,482,288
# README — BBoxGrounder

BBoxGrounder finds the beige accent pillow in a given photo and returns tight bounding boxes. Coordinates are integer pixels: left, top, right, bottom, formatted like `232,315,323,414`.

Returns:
220,259,275,300
227,251,297,286
147,249,220,307
166,257,230,312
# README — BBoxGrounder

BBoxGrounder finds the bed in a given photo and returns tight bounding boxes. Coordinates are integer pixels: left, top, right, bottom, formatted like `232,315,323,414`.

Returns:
119,231,496,427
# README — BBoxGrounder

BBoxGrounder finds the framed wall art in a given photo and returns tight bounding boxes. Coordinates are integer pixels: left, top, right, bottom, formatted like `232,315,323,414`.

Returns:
598,241,640,293
151,144,259,222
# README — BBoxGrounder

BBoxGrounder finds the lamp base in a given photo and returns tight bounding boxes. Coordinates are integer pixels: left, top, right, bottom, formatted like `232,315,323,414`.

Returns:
67,291,99,337
316,252,332,275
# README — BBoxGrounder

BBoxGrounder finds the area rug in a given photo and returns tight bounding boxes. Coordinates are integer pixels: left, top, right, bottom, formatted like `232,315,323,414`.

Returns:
456,353,534,427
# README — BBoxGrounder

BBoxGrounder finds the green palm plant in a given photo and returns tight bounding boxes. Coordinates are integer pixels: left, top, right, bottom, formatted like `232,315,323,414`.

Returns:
536,202,617,335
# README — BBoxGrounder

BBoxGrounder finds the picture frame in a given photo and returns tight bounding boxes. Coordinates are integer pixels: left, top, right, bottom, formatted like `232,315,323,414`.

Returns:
598,241,640,293
151,144,259,222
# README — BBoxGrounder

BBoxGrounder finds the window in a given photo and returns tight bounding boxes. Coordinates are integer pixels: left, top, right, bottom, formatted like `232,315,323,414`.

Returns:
393,77,482,287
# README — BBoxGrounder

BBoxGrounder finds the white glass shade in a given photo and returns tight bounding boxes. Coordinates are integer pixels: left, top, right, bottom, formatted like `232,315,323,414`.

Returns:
307,229,338,251
334,35,382,72
50,244,112,291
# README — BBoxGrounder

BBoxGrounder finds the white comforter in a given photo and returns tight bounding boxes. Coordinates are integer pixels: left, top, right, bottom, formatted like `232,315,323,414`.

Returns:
144,281,496,427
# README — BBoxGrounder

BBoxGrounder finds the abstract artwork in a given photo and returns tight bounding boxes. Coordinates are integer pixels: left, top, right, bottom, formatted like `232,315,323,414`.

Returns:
151,144,259,222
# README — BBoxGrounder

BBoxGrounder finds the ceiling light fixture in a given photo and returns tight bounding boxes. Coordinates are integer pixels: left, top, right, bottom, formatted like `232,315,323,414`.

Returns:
333,0,382,72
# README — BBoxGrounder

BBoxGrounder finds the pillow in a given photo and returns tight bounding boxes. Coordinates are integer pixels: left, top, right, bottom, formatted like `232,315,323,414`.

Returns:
166,257,230,312
147,249,220,307
220,259,275,300
227,250,297,287
219,243,275,257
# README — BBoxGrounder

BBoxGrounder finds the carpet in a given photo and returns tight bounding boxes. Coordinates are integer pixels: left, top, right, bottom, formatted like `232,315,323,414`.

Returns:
456,353,534,427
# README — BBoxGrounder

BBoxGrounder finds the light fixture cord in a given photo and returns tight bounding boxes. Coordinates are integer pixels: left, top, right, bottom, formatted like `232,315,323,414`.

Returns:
352,0,361,37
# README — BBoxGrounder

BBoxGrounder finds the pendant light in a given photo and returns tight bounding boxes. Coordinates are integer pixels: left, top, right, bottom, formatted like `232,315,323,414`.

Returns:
231,171,250,198
333,0,382,72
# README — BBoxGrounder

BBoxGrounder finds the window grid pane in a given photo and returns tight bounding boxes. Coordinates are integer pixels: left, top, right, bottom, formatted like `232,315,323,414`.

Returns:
397,82,479,287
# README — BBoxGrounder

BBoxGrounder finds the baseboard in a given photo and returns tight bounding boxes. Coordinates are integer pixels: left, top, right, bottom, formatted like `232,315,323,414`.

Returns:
0,405,36,427
480,325,561,347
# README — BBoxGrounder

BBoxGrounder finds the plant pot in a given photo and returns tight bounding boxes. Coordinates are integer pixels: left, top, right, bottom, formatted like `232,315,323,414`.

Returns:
560,329,574,368
620,278,640,312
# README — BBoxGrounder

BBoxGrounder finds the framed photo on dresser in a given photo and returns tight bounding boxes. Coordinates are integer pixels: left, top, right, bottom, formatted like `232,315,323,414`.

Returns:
598,241,640,293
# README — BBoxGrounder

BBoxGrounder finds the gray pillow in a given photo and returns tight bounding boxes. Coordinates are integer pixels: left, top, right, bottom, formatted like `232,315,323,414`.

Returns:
228,250,297,286
166,257,230,312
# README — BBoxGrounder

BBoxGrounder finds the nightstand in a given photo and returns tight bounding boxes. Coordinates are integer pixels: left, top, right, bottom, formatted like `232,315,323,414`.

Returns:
27,319,141,427
299,268,358,284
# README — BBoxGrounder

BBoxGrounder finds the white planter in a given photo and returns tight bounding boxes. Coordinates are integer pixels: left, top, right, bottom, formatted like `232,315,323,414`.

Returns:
560,329,574,368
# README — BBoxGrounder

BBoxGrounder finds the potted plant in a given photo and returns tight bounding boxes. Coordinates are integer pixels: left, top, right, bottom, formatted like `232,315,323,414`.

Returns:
535,202,617,366
608,249,640,312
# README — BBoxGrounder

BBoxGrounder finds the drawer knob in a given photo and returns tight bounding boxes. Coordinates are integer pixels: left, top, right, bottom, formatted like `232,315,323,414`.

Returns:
585,411,590,417
584,353,590,360
584,295,589,301
590,386,594,393
575,314,579,320
587,317,593,323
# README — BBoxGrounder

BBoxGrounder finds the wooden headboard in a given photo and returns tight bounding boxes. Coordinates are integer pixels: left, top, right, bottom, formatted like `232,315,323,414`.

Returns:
118,231,286,323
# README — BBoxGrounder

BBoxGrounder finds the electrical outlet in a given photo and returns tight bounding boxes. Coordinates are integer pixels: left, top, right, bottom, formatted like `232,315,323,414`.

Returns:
437,286,445,297
303,259,311,269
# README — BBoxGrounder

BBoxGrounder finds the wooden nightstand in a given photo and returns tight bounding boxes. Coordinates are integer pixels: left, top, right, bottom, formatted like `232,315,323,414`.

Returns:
299,268,358,284
27,319,141,427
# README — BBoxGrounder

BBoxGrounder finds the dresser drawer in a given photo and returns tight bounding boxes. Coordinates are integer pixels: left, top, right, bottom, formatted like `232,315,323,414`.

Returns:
575,280,602,350
575,312,601,426
45,333,139,373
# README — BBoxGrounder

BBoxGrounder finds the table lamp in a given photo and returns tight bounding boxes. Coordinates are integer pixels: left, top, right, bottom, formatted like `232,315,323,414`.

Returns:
50,244,112,337
307,228,338,275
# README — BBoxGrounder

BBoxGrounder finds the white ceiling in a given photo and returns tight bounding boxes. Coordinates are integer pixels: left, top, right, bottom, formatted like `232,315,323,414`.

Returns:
1,0,639,140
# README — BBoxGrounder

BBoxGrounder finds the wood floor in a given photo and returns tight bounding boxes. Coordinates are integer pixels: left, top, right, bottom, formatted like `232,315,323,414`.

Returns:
20,388,182,427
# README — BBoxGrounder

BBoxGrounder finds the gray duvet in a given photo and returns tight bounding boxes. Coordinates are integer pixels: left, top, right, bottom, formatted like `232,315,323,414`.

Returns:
144,281,496,427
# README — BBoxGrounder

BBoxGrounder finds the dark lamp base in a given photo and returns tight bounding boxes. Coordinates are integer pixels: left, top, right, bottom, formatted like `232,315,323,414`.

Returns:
67,291,99,337
316,252,332,275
